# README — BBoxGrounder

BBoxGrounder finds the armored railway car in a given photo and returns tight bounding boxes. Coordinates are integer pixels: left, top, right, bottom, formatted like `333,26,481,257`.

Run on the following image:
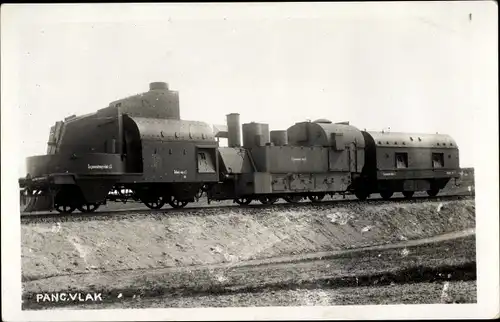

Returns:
19,82,461,213
208,117,460,204
20,82,220,213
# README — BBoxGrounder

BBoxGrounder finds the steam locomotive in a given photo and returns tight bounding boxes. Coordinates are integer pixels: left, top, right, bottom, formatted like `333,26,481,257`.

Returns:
19,82,461,213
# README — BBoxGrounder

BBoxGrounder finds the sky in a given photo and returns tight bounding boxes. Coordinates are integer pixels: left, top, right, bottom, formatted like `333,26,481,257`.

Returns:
2,2,498,177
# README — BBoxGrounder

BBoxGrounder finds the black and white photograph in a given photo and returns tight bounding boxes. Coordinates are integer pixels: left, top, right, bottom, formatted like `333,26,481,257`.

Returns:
1,2,498,321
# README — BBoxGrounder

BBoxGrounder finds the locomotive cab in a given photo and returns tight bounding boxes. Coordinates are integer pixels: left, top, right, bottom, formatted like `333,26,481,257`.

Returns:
208,117,368,205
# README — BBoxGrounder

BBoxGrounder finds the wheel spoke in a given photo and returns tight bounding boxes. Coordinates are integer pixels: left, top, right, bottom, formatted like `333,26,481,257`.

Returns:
77,203,100,213
169,197,188,209
235,197,252,206
285,195,303,203
55,203,75,214
259,196,278,205
143,196,165,209
308,194,325,203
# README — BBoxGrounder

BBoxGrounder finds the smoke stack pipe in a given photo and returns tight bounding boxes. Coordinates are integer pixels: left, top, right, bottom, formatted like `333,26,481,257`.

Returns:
226,113,242,147
270,130,288,146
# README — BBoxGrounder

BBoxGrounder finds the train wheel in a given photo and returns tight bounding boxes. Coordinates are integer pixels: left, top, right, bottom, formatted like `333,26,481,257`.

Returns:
308,194,325,203
426,188,440,197
354,190,369,201
54,188,78,214
402,191,414,199
284,195,302,203
77,203,100,213
55,204,76,214
380,190,393,200
143,196,166,210
169,198,189,209
235,197,252,206
258,196,278,205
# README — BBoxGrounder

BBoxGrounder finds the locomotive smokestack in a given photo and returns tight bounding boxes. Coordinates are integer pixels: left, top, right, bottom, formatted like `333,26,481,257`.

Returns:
149,82,169,91
226,113,242,147
270,130,288,146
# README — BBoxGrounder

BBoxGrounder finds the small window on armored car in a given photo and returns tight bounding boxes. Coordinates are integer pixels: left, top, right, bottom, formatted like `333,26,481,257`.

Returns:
432,153,444,168
395,153,408,169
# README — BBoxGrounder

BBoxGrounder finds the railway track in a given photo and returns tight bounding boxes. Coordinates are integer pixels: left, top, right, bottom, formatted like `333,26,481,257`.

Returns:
20,193,474,225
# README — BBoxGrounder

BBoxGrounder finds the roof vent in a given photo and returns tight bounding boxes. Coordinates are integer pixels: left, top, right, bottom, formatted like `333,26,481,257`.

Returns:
313,118,332,124
149,82,169,91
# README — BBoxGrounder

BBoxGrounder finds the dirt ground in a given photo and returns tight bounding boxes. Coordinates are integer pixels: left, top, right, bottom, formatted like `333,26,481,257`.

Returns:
96,281,478,308
22,199,475,282
23,233,476,309
58,281,477,309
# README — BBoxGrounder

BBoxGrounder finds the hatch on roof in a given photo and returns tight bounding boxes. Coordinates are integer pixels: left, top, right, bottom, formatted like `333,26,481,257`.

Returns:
313,118,332,124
